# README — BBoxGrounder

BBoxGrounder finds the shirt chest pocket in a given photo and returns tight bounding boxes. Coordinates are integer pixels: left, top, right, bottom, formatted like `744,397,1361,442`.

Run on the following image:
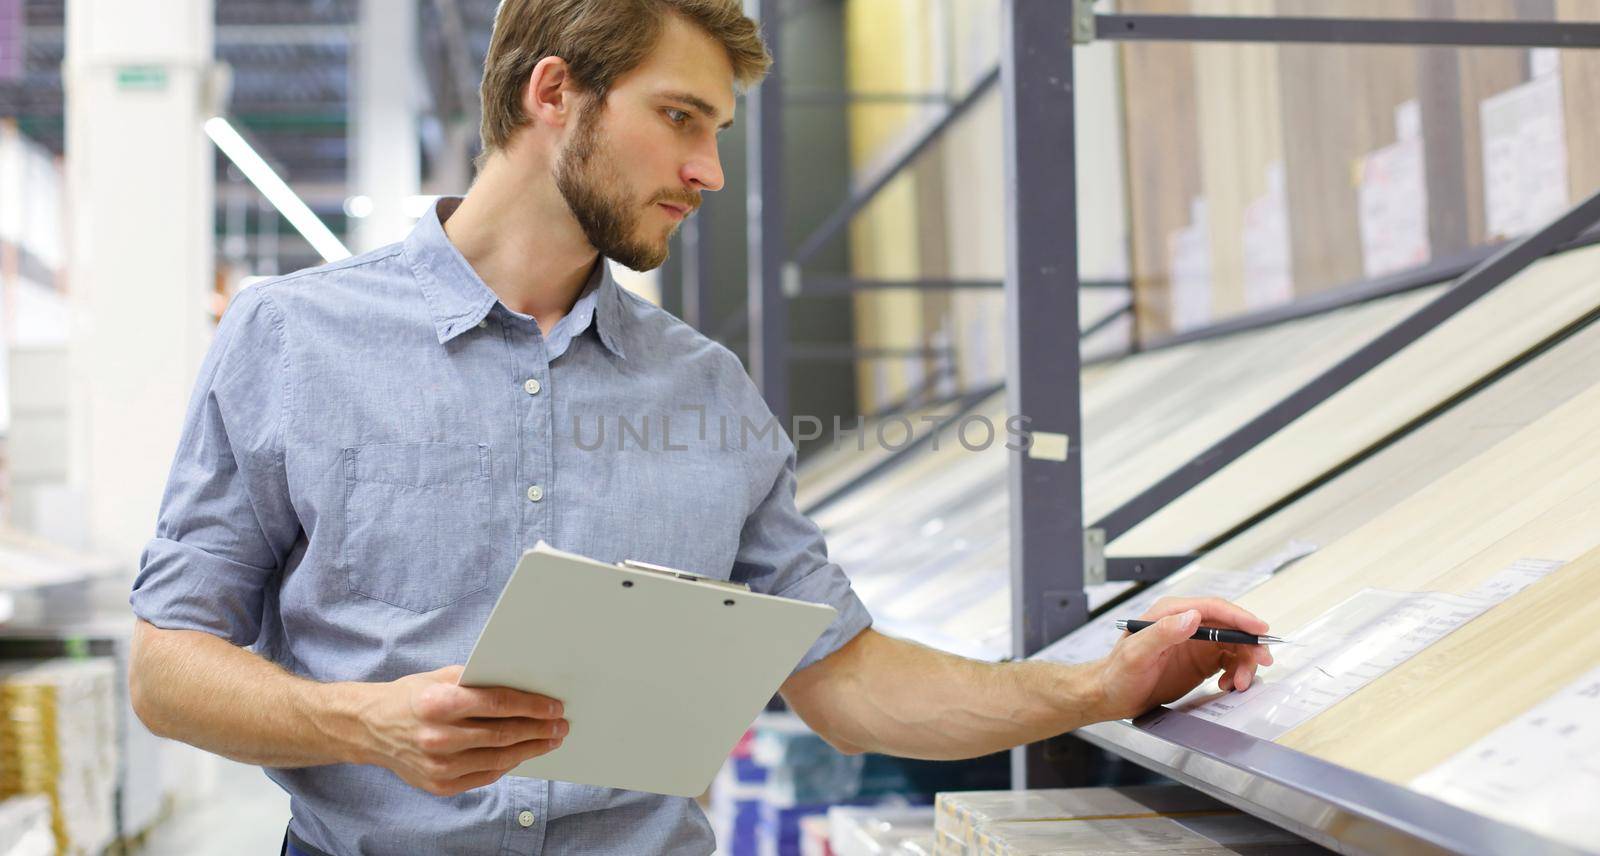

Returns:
340,442,494,612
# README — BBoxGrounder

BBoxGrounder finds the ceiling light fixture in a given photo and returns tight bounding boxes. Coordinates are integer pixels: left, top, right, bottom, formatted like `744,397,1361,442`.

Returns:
205,116,352,263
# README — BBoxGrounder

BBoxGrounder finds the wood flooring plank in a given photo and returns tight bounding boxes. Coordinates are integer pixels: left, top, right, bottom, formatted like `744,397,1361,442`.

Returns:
1120,0,1201,336
1112,243,1600,556
1278,543,1600,785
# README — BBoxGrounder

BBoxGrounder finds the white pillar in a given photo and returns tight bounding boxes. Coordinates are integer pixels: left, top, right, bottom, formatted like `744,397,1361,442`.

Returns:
350,0,422,251
64,0,217,560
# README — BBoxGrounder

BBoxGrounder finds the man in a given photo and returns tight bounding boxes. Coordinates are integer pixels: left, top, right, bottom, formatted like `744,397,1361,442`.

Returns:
128,1,1273,854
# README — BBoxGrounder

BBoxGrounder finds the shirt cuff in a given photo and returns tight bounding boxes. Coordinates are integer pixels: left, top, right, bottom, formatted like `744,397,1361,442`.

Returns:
131,537,272,646
771,561,874,673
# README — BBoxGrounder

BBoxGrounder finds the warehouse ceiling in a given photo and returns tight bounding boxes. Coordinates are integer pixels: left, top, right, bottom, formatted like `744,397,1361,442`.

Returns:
1,0,502,262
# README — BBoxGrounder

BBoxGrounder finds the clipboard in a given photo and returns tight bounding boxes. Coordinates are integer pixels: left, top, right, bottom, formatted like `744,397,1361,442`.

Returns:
459,541,838,797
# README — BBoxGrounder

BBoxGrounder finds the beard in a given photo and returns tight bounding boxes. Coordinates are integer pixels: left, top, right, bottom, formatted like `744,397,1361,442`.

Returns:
553,100,695,272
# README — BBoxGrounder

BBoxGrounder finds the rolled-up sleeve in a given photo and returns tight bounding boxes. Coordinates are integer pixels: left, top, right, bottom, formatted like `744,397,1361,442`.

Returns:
733,440,873,674
130,286,299,646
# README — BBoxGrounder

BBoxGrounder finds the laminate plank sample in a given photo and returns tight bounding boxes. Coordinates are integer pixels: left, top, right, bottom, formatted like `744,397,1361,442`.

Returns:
1112,242,1600,556
1278,548,1600,785
1557,0,1600,206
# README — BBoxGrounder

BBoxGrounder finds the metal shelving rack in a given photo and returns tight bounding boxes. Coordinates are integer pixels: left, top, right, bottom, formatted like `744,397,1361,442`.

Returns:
746,3,1600,853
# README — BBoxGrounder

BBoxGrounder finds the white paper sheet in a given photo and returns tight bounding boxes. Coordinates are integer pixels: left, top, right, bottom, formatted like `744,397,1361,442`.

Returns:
1358,100,1430,278
1175,560,1562,739
1242,161,1293,310
1480,50,1568,240
1168,197,1212,332
1411,663,1600,853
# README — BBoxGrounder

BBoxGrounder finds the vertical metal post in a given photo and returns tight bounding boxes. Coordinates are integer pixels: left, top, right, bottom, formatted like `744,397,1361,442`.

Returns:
747,0,791,424
1001,0,1089,788
680,199,714,332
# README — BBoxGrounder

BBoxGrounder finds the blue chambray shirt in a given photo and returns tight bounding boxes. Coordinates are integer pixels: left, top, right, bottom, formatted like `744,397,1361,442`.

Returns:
130,197,873,856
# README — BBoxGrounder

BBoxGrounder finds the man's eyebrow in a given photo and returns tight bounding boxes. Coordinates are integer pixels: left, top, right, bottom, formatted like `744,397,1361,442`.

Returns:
658,90,735,130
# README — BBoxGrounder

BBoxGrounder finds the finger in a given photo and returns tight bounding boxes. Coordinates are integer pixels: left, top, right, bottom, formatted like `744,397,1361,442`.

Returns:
1195,597,1270,635
1118,609,1201,668
1222,643,1273,684
443,737,564,779
423,717,570,753
1138,597,1269,635
1222,642,1271,670
1216,650,1237,692
419,684,565,722
1233,656,1256,691
1215,646,1258,691
464,716,570,747
433,764,512,796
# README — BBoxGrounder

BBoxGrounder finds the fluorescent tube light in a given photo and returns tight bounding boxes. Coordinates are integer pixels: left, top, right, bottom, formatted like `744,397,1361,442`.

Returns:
205,116,351,262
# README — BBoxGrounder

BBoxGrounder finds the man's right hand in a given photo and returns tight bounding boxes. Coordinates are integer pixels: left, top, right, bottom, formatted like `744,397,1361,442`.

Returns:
354,665,568,796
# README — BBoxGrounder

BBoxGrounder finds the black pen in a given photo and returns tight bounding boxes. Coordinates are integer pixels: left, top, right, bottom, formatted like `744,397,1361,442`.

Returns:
1115,619,1287,646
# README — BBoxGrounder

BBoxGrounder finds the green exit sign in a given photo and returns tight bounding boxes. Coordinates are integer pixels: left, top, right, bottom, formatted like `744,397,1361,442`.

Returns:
116,65,167,91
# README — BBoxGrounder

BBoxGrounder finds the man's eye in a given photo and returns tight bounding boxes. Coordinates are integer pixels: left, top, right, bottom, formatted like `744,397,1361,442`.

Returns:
666,109,689,125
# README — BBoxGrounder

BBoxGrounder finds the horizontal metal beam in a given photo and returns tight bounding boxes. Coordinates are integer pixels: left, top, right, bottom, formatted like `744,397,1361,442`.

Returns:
794,275,1131,297
792,66,1000,268
1077,711,1586,856
1118,222,1600,359
789,344,953,361
1104,555,1198,583
797,276,1004,295
786,90,955,105
1094,184,1600,544
1095,14,1600,48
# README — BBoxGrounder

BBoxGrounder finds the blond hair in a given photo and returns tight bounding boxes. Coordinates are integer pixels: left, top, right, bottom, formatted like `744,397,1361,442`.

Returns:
479,0,770,155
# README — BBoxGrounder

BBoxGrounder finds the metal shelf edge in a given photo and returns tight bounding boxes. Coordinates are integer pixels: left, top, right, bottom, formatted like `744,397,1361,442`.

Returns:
1073,709,1588,856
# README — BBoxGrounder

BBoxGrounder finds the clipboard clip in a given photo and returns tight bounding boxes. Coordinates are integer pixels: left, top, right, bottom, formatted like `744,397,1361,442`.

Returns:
618,559,751,593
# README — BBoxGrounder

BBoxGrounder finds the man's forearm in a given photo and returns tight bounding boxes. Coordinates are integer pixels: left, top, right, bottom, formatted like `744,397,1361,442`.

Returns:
129,619,375,768
781,629,1110,760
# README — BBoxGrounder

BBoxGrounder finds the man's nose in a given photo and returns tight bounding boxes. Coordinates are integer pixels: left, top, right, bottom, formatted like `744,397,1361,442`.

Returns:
682,142,725,193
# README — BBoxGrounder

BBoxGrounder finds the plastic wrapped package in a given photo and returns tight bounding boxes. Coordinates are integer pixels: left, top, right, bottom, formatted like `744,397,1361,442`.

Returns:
828,805,937,856
934,785,1229,853
973,812,1315,856
934,826,965,856
0,659,117,856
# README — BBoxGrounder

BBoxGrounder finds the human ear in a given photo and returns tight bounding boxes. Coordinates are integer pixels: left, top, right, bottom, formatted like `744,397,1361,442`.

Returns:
522,56,576,128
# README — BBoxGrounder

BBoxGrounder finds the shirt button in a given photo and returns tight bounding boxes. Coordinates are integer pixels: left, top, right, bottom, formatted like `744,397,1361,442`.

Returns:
517,809,535,828
526,485,544,502
524,378,542,395
477,319,488,329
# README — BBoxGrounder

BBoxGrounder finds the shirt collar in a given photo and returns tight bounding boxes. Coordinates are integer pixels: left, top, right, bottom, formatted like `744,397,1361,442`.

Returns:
403,196,628,359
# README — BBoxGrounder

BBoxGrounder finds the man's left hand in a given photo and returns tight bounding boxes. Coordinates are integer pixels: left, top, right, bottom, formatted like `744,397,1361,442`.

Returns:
1093,597,1275,721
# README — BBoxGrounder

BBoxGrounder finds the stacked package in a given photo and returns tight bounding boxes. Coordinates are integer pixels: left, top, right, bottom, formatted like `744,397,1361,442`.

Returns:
0,660,117,856
933,786,1321,855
